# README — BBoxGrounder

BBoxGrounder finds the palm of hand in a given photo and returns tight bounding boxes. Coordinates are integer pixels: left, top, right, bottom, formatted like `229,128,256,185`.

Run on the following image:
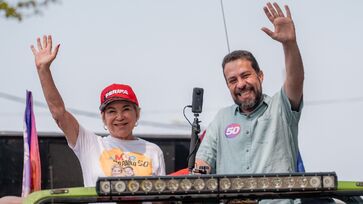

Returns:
271,17,295,43
31,35,59,69
35,49,54,68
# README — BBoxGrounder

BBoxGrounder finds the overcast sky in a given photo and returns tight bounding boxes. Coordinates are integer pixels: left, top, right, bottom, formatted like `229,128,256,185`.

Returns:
1,0,363,181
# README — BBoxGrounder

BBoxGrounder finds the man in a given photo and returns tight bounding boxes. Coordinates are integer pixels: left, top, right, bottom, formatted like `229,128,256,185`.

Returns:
196,2,304,175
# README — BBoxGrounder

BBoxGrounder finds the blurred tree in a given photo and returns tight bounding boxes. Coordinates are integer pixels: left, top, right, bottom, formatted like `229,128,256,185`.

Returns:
0,0,58,21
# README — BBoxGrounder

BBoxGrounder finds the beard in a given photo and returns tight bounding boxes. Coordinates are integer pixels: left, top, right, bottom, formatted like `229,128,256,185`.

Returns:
233,84,263,112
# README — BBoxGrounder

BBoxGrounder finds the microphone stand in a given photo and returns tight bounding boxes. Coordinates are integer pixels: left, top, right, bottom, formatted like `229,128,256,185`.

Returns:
188,113,201,174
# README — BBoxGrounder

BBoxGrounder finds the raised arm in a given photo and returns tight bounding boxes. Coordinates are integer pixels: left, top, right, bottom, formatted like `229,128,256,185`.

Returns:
261,2,304,110
31,35,79,146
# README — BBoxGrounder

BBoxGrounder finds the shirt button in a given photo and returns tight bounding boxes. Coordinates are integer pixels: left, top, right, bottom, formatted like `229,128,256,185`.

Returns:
247,166,250,170
246,130,249,134
246,149,249,152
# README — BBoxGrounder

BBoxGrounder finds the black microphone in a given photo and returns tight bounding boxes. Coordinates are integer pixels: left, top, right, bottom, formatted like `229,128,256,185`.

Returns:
191,87,203,114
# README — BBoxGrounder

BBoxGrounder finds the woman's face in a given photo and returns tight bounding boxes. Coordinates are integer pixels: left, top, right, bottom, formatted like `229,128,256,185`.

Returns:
102,100,139,140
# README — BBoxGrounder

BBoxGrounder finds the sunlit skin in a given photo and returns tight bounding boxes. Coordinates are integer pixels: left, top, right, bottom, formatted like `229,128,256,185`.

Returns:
101,100,140,140
224,59,264,114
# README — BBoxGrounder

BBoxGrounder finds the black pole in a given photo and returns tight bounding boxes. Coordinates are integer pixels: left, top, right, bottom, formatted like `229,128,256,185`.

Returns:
188,113,201,174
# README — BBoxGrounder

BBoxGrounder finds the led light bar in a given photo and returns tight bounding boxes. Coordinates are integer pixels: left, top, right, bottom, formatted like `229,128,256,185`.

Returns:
96,172,337,197
24,176,363,204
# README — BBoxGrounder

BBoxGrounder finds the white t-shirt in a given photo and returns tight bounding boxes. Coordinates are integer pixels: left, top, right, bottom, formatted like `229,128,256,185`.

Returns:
70,125,166,187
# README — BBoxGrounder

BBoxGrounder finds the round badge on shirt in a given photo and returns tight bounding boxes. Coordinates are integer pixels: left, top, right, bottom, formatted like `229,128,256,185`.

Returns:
224,123,241,138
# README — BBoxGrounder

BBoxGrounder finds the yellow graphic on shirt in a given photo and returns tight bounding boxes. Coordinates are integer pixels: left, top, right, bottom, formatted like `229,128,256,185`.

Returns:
99,148,153,176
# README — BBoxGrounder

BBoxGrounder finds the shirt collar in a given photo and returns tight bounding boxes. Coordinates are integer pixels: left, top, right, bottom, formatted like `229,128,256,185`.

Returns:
233,94,270,116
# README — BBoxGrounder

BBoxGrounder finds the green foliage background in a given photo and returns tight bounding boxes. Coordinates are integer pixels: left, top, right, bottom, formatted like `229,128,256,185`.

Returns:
0,0,57,21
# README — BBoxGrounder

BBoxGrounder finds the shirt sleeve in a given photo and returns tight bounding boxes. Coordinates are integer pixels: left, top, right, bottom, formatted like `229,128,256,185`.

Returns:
280,87,303,124
70,125,98,158
195,112,220,172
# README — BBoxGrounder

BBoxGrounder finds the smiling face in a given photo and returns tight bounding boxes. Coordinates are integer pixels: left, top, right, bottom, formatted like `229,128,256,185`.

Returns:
102,100,140,140
223,59,264,113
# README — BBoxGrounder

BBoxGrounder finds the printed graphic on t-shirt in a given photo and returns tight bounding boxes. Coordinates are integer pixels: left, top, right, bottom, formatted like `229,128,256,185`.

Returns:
99,148,153,176
224,123,241,138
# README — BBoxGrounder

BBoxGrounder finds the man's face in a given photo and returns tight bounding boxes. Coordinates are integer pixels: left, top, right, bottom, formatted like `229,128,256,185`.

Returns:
223,59,264,113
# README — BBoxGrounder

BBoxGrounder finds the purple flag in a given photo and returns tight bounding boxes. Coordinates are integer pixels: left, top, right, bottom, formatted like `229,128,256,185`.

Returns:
22,91,41,196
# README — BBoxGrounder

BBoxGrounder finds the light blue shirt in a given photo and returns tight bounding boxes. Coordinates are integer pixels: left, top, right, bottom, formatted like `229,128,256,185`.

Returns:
196,88,303,174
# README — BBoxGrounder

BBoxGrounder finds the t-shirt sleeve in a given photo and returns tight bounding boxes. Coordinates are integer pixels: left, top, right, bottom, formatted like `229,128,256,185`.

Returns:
70,125,98,158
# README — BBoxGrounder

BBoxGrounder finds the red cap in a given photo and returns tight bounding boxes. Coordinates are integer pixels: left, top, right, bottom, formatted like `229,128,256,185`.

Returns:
99,84,139,111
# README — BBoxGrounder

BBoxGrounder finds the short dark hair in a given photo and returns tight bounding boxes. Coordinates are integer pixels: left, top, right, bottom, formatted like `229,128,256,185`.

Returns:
222,50,261,73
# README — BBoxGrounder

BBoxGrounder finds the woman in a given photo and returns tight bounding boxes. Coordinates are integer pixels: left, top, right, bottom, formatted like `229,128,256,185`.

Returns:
30,35,165,187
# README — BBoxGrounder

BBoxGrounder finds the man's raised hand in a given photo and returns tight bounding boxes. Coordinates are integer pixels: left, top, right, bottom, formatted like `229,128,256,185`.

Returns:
261,2,296,44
